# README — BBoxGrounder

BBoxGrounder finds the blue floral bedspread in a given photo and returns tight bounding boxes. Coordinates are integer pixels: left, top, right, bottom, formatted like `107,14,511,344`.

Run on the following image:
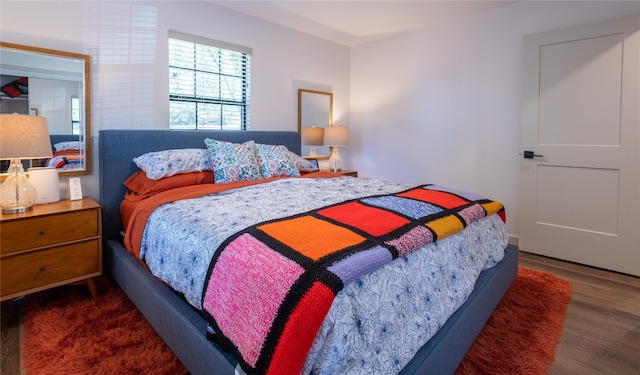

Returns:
138,177,509,374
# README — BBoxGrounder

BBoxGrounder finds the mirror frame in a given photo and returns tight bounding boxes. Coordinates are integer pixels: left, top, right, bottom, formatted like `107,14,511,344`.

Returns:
0,41,92,177
298,89,333,133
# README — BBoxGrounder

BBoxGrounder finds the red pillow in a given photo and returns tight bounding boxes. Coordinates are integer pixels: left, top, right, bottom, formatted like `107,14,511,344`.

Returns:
124,170,214,202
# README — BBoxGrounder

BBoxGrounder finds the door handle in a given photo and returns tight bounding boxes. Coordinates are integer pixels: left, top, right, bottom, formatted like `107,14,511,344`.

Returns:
523,151,543,159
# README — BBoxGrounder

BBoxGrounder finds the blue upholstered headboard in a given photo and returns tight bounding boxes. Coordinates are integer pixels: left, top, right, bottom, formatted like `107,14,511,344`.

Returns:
99,130,301,243
50,134,81,146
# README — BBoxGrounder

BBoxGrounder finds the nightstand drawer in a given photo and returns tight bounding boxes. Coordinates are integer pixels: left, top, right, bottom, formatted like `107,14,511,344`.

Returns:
0,240,100,296
0,210,98,254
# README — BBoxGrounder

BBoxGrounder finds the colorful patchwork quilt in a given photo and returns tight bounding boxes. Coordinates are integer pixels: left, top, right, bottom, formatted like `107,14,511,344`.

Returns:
201,184,505,375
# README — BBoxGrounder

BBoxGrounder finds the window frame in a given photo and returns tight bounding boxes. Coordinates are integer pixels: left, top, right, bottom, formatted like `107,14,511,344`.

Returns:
168,30,252,130
71,96,80,135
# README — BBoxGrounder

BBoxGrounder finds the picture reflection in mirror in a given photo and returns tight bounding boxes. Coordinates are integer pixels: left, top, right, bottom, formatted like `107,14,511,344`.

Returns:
0,43,89,175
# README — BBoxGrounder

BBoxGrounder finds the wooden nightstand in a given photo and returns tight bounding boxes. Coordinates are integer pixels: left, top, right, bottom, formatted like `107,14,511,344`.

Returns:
0,198,102,301
336,170,358,177
322,170,358,177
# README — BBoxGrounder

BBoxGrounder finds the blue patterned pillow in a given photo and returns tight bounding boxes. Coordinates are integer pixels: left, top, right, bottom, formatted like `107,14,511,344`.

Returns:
255,144,301,178
204,138,262,183
133,149,211,180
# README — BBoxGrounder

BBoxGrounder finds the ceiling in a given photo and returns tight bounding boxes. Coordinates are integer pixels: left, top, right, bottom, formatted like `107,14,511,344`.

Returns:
212,1,519,46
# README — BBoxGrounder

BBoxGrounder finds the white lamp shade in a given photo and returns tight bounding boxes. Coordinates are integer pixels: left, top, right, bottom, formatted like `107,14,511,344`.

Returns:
302,126,325,146
323,125,350,147
0,114,52,159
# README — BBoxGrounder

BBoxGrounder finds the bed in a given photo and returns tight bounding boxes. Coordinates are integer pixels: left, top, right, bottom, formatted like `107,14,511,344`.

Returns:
19,135,83,170
50,134,81,147
99,129,518,375
47,135,84,169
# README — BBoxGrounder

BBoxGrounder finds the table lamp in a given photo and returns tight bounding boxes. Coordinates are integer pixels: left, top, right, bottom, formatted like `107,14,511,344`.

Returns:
323,125,350,172
0,113,53,213
302,126,324,157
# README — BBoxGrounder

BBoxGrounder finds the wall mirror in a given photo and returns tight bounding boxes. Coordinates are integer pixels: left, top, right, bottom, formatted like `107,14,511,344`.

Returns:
298,88,332,132
0,42,91,177
298,89,332,158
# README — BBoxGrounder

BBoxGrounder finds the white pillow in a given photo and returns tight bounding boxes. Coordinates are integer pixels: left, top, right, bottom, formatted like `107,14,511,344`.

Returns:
54,141,83,151
287,151,319,172
133,148,212,180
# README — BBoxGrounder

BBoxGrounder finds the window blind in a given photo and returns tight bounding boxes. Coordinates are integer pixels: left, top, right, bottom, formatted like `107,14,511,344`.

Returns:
168,30,251,130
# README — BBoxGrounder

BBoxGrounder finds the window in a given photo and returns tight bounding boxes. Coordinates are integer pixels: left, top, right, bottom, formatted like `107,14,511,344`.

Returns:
71,96,80,135
168,31,251,130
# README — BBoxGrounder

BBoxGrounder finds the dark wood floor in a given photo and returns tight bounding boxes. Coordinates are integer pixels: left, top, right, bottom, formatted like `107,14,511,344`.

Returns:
518,251,640,374
1,295,20,375
2,251,639,375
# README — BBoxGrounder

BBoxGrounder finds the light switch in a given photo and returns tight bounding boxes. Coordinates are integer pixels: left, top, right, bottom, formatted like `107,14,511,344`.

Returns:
69,177,83,200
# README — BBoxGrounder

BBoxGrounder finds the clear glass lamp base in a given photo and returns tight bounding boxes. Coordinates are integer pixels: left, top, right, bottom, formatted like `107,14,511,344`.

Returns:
1,158,37,214
328,146,343,172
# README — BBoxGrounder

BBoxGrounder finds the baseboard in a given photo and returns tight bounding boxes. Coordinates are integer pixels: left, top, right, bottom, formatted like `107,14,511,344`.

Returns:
508,235,519,247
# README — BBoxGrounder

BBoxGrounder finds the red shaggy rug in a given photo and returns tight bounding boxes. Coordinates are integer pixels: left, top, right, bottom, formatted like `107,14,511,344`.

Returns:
455,267,572,374
21,267,571,374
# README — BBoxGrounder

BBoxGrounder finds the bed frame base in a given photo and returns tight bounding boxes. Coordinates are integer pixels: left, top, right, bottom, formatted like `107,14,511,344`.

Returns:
104,239,517,375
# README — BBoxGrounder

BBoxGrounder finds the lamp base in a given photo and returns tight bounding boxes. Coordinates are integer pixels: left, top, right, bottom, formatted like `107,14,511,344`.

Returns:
2,205,34,214
328,146,343,172
1,158,37,214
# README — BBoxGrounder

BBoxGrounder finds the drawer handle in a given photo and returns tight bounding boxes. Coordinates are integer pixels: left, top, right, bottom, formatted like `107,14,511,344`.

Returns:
39,230,45,235
40,266,46,271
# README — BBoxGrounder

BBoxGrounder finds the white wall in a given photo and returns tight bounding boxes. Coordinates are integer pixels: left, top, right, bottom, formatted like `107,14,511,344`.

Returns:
29,78,79,135
0,0,350,200
4,1,638,238
349,1,640,238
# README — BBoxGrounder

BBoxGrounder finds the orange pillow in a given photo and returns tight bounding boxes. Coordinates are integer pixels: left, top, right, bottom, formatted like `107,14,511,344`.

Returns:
124,170,214,202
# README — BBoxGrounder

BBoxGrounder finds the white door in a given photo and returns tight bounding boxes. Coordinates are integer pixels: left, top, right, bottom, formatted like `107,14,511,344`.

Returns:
519,15,640,276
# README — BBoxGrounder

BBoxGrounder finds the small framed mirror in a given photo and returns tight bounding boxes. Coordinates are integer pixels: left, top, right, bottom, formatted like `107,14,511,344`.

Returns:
0,42,91,178
298,89,332,133
298,89,332,158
